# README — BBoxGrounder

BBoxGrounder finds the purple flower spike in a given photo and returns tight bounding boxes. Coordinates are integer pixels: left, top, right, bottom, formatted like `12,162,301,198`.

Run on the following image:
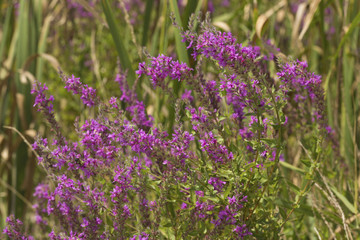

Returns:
137,54,193,89
64,74,98,107
3,215,34,240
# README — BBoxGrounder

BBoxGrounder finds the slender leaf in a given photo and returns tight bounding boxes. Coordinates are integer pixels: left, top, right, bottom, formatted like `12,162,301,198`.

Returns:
142,0,154,46
324,10,360,92
35,12,52,83
280,161,305,175
168,0,189,65
101,0,136,92
182,0,197,28
330,185,356,214
0,5,12,64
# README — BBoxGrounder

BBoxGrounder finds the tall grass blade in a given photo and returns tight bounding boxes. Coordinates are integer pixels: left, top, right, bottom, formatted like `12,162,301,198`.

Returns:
142,0,154,46
324,11,360,92
182,0,197,28
330,186,356,214
6,0,42,219
100,0,136,93
168,0,191,133
35,14,52,83
159,0,169,54
0,5,12,65
11,0,31,219
169,0,189,66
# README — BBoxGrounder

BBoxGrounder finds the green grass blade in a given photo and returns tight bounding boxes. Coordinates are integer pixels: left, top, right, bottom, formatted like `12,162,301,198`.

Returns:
10,0,30,219
16,0,29,91
169,0,189,65
167,0,192,134
330,186,356,214
280,161,305,175
0,5,12,64
150,20,161,55
7,0,42,220
142,0,154,46
101,0,136,89
324,10,360,92
182,0,198,28
159,1,169,54
36,15,52,82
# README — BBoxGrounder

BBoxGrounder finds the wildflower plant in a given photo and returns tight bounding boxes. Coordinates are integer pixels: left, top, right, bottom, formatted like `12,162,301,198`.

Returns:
3,15,335,240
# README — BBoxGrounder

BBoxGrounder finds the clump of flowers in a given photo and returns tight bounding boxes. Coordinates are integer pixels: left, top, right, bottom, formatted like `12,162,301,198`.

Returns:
3,215,34,240
4,15,335,240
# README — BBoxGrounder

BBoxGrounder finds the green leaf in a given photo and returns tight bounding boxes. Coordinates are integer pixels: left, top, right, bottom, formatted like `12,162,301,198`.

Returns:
324,10,360,92
100,0,137,95
162,222,173,227
0,5,12,63
280,161,305,174
166,201,176,219
261,138,278,148
167,0,191,134
168,0,189,66
191,188,196,204
330,185,356,214
159,226,176,240
274,198,293,209
295,204,314,216
182,0,198,28
36,14,52,83
142,0,154,46
286,180,300,194
223,182,232,198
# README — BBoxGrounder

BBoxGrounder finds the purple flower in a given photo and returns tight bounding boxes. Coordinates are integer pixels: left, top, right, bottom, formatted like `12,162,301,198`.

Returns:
109,96,118,109
31,82,54,113
277,59,332,142
114,71,154,129
199,131,233,164
126,100,153,129
3,215,34,240
64,74,98,107
181,89,194,102
195,191,204,197
130,232,149,240
182,30,261,72
137,54,193,89
115,72,134,102
233,224,253,238
208,177,226,192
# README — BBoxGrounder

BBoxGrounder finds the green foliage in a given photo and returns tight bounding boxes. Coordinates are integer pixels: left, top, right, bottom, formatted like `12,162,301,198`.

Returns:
1,0,360,239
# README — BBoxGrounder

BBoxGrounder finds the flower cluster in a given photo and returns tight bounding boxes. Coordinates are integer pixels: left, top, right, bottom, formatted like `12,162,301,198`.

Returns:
114,71,153,129
211,194,250,237
3,215,34,240
5,17,336,240
199,131,234,164
31,82,65,145
182,29,261,73
64,74,98,107
137,54,193,89
277,60,329,133
32,82,55,113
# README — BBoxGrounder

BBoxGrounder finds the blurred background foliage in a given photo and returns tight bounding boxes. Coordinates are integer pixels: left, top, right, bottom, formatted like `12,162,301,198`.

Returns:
0,0,360,238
